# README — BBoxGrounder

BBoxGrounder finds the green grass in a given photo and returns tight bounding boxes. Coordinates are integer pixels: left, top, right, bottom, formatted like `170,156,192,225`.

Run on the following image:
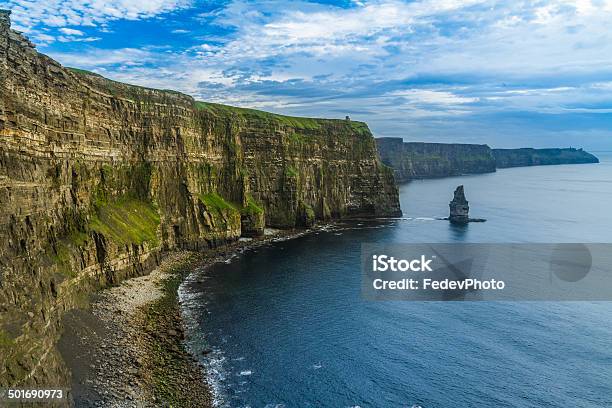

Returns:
90,197,160,245
305,205,315,220
0,330,14,348
195,101,325,130
284,165,299,178
49,230,90,277
198,192,238,213
286,132,307,144
348,121,371,135
197,101,372,137
241,195,264,215
51,241,75,277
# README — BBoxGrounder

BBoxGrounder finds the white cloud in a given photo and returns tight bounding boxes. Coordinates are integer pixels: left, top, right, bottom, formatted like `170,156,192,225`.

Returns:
57,35,101,43
59,27,84,35
389,89,479,105
210,0,487,61
32,33,56,44
50,47,156,67
3,0,193,31
163,0,611,92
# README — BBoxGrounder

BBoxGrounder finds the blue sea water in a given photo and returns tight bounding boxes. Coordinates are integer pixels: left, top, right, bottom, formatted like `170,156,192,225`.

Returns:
180,153,612,408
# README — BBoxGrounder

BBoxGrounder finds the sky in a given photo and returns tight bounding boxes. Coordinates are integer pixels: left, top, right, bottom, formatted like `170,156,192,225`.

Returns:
2,0,612,149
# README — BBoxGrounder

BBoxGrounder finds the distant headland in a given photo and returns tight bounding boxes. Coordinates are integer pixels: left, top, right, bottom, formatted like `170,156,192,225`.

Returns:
376,137,599,183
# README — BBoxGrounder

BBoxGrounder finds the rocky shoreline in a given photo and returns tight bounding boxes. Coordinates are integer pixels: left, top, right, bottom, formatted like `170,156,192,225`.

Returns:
59,228,311,407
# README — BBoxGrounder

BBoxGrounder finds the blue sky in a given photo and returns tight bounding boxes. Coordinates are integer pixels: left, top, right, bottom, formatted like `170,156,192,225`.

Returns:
3,0,612,149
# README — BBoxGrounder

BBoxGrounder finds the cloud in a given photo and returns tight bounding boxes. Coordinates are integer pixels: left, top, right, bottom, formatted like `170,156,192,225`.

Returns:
50,47,157,67
171,29,190,34
32,33,56,45
59,27,84,36
57,35,101,43
3,0,193,31
388,89,479,105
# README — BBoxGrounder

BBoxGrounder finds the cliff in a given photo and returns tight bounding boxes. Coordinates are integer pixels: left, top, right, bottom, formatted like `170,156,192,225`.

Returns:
0,9,400,388
376,138,600,183
376,138,496,182
492,148,599,168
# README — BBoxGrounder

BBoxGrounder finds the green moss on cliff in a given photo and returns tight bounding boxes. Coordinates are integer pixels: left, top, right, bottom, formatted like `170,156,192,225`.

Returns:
348,121,371,136
241,195,264,216
286,132,308,144
198,192,238,213
51,242,76,277
68,231,89,247
284,165,299,178
297,201,316,227
90,198,160,246
198,192,241,233
49,230,90,278
0,330,15,348
305,205,315,221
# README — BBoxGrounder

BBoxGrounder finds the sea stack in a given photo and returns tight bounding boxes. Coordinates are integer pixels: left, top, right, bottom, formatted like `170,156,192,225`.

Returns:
449,185,470,224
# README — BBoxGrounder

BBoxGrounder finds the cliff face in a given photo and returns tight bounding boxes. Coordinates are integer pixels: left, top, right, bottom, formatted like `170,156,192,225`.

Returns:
376,138,496,182
376,138,600,183
492,148,599,168
0,10,400,388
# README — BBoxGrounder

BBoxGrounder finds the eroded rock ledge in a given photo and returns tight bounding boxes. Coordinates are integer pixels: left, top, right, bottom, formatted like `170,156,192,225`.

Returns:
0,8,400,389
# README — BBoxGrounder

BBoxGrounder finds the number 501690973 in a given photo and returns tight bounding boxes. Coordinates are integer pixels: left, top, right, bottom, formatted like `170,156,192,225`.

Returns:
2,388,65,401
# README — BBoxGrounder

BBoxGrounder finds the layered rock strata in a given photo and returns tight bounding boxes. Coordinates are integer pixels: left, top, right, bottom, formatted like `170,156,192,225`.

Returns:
0,9,400,388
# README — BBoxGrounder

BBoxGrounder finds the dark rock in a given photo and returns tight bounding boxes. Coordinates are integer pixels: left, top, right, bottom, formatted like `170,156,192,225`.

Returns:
445,185,486,224
449,185,469,224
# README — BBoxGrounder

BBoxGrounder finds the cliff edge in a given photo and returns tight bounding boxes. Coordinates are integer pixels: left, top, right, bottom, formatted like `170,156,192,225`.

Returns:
0,10,400,388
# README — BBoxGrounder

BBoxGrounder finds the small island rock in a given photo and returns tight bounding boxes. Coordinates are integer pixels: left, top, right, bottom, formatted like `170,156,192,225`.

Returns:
449,185,470,224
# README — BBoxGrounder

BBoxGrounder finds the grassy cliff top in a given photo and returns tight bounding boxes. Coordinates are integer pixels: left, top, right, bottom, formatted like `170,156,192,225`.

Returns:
195,101,369,132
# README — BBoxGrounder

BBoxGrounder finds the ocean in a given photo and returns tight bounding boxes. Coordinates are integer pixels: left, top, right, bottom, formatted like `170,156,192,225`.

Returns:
179,152,612,407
